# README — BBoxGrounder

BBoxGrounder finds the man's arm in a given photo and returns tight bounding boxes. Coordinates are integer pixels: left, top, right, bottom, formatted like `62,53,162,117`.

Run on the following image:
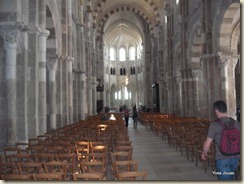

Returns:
201,137,213,160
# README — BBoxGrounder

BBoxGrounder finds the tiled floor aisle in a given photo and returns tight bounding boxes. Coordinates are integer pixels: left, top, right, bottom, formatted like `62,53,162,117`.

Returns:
127,118,218,181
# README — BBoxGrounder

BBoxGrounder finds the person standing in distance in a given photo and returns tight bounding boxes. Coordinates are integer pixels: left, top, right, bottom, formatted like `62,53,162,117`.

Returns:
123,106,130,127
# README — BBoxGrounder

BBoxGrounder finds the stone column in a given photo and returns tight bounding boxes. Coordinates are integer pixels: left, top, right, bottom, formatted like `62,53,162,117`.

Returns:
38,30,49,135
218,53,238,118
92,77,97,114
80,24,87,119
176,77,183,117
72,69,78,123
191,70,202,117
47,57,58,130
67,57,74,124
0,28,20,145
80,73,86,120
87,77,93,116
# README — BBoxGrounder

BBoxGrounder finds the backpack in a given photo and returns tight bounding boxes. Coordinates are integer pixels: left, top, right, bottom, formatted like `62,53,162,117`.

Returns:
216,118,240,156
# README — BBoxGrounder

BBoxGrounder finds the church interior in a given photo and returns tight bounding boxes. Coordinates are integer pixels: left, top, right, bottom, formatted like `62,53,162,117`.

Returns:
0,0,241,181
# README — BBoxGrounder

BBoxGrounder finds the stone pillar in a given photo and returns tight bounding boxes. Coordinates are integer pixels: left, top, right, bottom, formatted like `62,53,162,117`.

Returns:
38,30,49,135
87,77,93,116
92,77,97,114
72,70,78,123
107,89,111,108
56,55,63,128
0,28,20,145
80,73,86,120
176,77,183,117
47,57,58,130
218,53,238,118
192,70,202,117
80,24,87,119
67,57,73,124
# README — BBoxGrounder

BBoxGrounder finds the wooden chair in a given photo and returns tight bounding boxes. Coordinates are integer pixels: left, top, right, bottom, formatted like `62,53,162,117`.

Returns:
15,142,29,154
75,141,90,161
90,145,107,155
33,153,54,163
3,147,20,162
113,160,139,180
115,146,133,159
0,162,17,176
79,161,106,179
85,152,106,163
43,161,67,180
72,173,104,180
32,173,62,180
17,162,43,175
9,153,31,164
110,151,132,162
56,153,78,179
117,171,147,180
116,141,131,146
2,174,31,180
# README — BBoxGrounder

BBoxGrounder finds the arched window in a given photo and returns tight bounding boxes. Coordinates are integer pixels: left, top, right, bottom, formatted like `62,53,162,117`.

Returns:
129,47,135,60
115,92,118,99
119,48,126,61
110,48,115,61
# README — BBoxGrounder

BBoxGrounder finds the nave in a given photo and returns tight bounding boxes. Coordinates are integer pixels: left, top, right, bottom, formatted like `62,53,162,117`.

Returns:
128,118,217,180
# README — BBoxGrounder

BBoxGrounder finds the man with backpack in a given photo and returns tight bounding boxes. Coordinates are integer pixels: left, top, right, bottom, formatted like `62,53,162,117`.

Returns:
201,100,240,180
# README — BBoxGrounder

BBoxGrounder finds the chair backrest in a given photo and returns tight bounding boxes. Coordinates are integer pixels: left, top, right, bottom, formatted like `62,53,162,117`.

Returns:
3,147,20,162
43,161,67,180
72,173,104,180
56,153,77,174
110,151,132,163
10,153,31,163
117,171,147,180
33,153,54,163
32,173,62,180
15,142,29,154
79,161,106,174
75,141,89,152
113,160,139,180
17,162,43,175
0,162,16,176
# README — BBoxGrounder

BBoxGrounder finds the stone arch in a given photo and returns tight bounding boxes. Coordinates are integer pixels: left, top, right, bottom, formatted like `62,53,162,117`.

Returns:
214,1,240,118
187,22,202,69
46,0,62,54
212,0,240,53
95,6,154,39
92,0,160,27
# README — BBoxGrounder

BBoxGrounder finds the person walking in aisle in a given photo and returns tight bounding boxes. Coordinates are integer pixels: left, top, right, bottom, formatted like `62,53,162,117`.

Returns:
201,100,240,180
123,106,130,127
132,105,138,129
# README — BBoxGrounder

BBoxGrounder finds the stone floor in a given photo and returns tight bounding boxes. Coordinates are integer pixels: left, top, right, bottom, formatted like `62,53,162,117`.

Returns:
127,117,218,181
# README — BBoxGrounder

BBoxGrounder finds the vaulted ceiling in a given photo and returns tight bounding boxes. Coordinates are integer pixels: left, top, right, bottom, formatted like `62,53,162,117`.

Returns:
90,0,164,49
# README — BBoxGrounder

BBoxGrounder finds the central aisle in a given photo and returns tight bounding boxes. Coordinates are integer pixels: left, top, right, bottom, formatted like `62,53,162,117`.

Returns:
127,118,217,181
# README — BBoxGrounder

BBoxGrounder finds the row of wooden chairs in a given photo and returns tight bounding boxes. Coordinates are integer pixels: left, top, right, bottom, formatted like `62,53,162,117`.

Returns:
1,114,147,180
139,115,216,173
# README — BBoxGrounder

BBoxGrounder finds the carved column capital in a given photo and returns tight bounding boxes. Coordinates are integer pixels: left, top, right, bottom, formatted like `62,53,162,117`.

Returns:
47,59,58,71
0,28,20,48
217,52,239,69
176,77,182,84
191,70,202,80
